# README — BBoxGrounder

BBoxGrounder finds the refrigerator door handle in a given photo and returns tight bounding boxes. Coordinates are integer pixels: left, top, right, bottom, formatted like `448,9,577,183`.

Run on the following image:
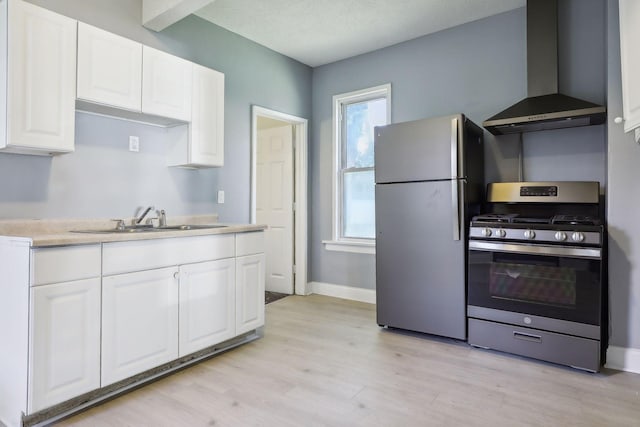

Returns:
451,118,461,241
452,180,461,241
450,117,458,178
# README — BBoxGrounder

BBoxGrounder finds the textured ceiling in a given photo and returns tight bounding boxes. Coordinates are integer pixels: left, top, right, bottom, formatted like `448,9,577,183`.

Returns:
195,0,525,67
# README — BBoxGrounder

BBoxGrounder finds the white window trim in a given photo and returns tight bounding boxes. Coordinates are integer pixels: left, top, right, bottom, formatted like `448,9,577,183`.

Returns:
322,83,391,254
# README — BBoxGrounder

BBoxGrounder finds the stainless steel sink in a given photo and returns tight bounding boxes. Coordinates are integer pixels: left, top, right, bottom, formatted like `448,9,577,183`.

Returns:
71,224,227,234
72,227,157,234
157,224,228,231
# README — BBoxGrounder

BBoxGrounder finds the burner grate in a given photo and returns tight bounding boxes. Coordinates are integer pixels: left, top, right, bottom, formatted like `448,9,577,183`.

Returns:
551,215,601,226
511,217,552,224
472,213,519,223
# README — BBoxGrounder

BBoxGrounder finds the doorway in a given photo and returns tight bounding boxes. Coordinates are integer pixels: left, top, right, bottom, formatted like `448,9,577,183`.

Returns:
251,106,308,296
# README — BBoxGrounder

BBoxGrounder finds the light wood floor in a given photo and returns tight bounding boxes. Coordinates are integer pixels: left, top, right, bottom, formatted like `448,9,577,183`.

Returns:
55,295,640,426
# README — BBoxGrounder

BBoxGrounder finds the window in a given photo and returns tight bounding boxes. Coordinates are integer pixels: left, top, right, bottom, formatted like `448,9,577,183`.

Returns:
324,84,391,254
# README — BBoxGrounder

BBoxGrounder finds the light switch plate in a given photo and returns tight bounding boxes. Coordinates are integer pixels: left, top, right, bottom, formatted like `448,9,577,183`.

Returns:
129,136,139,152
217,190,225,204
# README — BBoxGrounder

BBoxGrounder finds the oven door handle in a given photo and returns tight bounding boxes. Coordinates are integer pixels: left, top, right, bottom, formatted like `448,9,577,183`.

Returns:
468,241,601,259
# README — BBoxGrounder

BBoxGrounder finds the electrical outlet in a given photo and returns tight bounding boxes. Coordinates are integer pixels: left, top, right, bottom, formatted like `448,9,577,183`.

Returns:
217,190,225,204
129,136,139,152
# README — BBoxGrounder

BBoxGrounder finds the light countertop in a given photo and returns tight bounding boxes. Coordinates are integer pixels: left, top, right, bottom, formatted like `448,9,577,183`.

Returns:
0,215,266,247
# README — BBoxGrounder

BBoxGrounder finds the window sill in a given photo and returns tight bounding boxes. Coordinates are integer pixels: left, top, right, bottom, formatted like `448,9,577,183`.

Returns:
322,239,375,255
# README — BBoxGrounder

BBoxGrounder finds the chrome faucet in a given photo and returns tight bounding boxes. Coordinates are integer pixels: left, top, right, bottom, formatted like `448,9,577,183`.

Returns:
158,209,167,227
134,206,155,225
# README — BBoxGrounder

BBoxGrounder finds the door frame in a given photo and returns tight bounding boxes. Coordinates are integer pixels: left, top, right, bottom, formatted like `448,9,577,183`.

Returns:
250,105,309,296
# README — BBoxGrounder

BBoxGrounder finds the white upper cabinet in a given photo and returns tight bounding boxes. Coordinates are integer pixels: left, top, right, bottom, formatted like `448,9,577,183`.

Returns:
77,22,142,112
190,64,225,166
2,0,77,155
619,0,640,133
168,63,225,168
0,0,225,161
75,27,195,127
142,46,192,122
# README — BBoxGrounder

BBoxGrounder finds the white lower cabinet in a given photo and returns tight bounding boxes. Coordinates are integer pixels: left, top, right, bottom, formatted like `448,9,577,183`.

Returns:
0,231,265,426
101,267,179,386
29,278,101,412
179,258,236,356
236,254,266,335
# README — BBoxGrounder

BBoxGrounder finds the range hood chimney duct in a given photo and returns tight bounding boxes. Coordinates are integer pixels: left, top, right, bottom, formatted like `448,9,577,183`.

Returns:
483,0,606,135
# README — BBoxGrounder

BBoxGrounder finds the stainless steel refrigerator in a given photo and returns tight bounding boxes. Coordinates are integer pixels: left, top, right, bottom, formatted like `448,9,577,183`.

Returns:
374,114,484,340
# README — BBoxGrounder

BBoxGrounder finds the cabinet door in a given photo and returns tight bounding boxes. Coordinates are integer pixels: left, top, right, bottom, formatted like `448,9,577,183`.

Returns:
102,267,179,386
190,64,225,166
29,278,101,412
179,258,235,356
77,23,142,111
235,254,265,335
6,0,76,154
619,0,640,132
141,46,192,121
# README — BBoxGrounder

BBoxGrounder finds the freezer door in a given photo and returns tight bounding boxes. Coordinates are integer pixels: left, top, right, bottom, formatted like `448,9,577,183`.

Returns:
375,114,463,184
375,180,467,340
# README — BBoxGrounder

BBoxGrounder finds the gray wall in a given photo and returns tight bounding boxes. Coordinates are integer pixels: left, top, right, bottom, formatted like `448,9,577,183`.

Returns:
607,0,640,350
0,0,311,222
310,0,606,289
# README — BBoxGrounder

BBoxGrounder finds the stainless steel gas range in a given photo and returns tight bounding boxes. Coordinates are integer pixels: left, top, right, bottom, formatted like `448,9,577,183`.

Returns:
467,181,606,372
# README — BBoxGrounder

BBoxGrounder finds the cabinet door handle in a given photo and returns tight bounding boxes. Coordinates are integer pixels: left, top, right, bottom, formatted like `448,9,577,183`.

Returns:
173,271,180,280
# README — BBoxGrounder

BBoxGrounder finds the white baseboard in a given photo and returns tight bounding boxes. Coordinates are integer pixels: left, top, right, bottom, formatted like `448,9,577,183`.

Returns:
309,281,376,304
605,345,640,374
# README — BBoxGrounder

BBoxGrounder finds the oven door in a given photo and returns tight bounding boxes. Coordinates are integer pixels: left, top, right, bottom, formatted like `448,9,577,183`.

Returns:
468,241,602,326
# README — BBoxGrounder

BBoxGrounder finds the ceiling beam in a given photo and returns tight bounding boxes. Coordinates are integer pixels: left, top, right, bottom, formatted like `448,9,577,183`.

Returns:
142,0,217,32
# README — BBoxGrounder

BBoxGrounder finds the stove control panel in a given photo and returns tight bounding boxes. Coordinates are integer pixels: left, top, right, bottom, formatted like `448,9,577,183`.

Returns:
469,226,601,246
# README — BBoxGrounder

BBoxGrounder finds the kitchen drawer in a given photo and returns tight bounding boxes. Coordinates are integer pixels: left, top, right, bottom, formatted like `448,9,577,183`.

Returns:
468,318,600,372
236,231,264,257
103,234,234,276
31,245,101,286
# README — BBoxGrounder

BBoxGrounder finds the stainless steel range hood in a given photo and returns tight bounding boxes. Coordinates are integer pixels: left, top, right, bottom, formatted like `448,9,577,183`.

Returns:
483,0,606,135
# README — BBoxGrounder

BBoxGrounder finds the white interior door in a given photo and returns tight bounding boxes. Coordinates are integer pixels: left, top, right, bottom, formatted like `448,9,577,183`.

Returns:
256,124,294,294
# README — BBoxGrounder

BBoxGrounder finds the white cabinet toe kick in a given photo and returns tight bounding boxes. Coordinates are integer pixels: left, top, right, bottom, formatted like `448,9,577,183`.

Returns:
0,231,265,427
23,330,262,427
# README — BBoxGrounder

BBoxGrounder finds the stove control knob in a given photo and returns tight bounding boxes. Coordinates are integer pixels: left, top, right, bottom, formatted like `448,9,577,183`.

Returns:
481,228,492,237
572,232,585,242
554,231,567,242
496,229,506,238
524,230,536,240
